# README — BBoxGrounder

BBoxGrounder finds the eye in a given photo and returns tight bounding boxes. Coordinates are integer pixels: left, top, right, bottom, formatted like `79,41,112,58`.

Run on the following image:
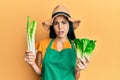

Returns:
62,21,67,24
53,21,58,25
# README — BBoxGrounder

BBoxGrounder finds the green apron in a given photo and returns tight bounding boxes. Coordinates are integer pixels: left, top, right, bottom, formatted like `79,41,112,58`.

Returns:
41,38,76,80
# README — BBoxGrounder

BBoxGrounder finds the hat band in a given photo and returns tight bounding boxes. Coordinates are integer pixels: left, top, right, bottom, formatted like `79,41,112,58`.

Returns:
52,12,71,18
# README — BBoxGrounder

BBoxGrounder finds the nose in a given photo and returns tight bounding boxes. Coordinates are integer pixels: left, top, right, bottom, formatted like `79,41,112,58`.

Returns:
58,23,62,30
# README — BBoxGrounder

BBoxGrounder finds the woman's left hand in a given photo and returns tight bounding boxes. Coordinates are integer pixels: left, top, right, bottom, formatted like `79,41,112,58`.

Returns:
76,55,90,72
75,55,90,80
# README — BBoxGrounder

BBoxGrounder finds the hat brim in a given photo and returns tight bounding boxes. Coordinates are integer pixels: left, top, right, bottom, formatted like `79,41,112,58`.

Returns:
42,14,81,30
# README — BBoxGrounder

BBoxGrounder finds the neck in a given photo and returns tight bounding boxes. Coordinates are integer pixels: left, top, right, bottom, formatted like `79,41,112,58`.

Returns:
56,36,68,43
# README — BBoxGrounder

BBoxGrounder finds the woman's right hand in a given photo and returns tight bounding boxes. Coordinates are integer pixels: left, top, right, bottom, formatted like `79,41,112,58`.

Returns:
24,50,42,75
24,50,36,66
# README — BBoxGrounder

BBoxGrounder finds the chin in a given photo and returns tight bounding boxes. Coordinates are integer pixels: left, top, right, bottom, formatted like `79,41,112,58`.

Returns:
57,35,66,38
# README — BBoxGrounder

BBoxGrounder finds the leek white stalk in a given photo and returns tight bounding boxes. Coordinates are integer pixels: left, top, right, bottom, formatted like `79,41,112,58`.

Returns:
26,16,37,55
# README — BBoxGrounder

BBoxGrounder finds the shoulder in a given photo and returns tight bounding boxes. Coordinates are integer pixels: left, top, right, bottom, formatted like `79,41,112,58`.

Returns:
35,38,52,59
36,38,52,47
38,38,52,46
40,38,52,44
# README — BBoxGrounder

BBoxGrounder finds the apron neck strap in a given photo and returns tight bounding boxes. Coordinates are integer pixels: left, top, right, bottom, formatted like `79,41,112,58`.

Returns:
47,38,54,48
68,38,75,49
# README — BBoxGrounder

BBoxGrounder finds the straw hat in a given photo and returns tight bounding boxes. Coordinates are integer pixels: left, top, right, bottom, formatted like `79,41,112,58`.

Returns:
42,5,81,30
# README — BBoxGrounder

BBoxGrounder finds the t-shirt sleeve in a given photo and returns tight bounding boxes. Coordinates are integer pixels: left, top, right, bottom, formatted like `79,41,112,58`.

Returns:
35,38,51,59
35,41,43,52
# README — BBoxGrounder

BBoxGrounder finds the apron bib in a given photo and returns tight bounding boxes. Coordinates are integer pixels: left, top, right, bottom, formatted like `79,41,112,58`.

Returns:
41,38,76,80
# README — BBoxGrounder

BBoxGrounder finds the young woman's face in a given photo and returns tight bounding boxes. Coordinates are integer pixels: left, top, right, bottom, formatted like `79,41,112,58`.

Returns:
53,15,69,39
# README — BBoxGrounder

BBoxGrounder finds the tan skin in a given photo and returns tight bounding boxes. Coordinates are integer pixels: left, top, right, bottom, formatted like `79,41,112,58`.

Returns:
24,15,89,80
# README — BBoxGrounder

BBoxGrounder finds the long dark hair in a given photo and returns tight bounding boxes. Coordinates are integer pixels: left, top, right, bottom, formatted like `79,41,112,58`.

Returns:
49,21,76,40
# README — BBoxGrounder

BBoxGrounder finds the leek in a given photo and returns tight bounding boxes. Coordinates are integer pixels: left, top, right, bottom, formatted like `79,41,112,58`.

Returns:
26,16,37,55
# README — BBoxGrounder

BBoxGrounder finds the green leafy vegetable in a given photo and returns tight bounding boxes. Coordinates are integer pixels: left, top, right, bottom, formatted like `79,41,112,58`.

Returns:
74,38,96,59
26,16,37,55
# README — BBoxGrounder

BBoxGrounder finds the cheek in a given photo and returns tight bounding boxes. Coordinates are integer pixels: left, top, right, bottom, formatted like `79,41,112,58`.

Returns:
64,25,69,33
53,26,58,33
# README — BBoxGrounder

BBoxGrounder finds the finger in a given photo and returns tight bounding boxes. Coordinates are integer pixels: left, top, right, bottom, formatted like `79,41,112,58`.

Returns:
77,58,83,63
25,51,33,55
26,53,35,56
25,51,32,54
25,58,35,64
76,65,80,72
26,58,35,62
26,55,36,59
81,58,88,68
85,57,89,64
84,55,90,63
76,64,81,72
78,58,86,67
77,57,88,68
24,55,35,60
77,61,86,69
24,56,35,65
26,50,32,52
77,63,85,70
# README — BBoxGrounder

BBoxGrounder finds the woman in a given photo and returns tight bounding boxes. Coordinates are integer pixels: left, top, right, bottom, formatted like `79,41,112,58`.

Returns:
24,5,89,80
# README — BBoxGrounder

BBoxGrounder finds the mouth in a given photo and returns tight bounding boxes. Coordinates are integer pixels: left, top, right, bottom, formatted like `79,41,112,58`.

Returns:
58,31,64,35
